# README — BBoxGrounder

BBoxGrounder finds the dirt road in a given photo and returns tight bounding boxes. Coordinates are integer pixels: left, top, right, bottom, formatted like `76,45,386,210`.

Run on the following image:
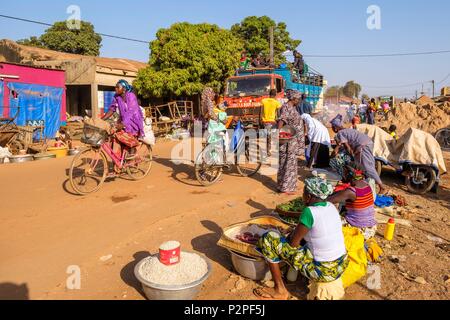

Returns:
0,140,449,300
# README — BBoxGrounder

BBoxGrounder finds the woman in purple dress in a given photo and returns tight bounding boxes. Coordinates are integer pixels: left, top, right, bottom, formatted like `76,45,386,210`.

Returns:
102,80,144,157
103,79,144,138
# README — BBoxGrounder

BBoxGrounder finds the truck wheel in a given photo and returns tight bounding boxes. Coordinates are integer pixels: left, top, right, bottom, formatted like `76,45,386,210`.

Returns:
405,166,436,195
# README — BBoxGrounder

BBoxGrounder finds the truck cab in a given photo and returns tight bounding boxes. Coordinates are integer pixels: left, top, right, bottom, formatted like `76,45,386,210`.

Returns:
224,66,325,127
224,70,285,126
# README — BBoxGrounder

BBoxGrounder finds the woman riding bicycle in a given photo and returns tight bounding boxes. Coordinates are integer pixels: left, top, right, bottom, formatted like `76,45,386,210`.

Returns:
202,87,228,145
102,79,144,157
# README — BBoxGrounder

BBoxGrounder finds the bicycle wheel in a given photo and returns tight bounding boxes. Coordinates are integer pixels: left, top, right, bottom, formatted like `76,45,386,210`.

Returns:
127,143,153,180
195,144,223,186
236,137,262,177
69,147,108,195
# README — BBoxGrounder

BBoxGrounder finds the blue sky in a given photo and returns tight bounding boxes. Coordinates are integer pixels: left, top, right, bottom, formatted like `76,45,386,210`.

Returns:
1,0,449,97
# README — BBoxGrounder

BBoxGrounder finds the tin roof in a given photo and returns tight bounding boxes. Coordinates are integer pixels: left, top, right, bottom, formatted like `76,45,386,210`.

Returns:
0,39,147,73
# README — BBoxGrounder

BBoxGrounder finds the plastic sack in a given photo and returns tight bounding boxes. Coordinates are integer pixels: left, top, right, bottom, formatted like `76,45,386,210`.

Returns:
142,127,155,146
307,278,345,301
0,147,12,159
341,226,368,289
366,238,383,263
231,121,244,152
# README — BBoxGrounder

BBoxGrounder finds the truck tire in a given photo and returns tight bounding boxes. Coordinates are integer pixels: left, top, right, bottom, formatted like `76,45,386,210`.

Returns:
375,160,383,177
405,166,436,195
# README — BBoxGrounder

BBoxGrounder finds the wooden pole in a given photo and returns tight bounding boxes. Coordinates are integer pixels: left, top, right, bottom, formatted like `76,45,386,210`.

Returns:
269,26,274,66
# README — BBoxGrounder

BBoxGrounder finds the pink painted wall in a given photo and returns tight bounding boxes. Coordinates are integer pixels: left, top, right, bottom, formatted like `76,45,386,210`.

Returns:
0,62,66,121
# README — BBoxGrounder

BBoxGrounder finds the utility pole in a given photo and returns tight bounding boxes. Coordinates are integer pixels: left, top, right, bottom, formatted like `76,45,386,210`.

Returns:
269,26,274,66
431,80,435,98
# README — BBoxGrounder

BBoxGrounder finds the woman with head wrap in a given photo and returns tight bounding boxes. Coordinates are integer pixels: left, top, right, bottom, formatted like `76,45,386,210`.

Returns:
330,115,385,193
254,176,348,300
103,79,144,137
102,79,145,157
327,163,378,240
201,87,228,145
277,90,306,195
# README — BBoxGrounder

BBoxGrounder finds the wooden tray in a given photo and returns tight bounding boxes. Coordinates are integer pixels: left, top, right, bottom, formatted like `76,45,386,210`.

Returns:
217,216,292,259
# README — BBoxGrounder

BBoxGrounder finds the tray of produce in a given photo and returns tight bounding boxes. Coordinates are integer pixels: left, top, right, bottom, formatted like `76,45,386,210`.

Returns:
274,198,307,226
217,216,293,259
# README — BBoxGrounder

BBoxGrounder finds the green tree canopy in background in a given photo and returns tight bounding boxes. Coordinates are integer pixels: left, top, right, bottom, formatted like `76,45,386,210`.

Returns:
325,81,363,99
325,86,343,98
18,21,102,56
231,16,301,64
342,81,362,99
134,22,243,98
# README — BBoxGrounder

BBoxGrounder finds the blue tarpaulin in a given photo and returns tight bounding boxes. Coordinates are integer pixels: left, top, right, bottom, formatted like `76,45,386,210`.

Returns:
103,91,116,113
7,82,63,138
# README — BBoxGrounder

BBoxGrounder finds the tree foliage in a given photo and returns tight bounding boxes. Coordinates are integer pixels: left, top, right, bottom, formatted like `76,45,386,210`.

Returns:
134,23,243,98
325,86,344,97
231,16,301,64
18,21,102,56
342,81,362,99
325,81,362,99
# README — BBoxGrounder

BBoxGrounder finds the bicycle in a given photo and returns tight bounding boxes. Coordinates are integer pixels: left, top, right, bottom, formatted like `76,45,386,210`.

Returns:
194,129,262,186
69,124,152,195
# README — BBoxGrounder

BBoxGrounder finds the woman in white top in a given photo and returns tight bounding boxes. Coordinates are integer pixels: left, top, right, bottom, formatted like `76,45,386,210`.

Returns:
254,176,348,300
301,113,331,169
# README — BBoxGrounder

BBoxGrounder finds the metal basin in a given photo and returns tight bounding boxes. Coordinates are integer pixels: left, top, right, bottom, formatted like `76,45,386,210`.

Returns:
279,125,298,145
68,149,81,156
34,153,57,161
8,155,34,163
134,252,212,300
229,250,272,281
313,169,342,187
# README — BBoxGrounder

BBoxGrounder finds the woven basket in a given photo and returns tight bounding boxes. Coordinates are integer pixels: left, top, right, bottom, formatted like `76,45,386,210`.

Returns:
217,216,292,259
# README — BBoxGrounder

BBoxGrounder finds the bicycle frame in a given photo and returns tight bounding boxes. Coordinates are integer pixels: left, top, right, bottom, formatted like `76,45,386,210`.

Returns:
101,140,128,169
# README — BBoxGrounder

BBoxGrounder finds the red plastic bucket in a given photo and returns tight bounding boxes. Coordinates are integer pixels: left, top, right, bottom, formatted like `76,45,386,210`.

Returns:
159,241,181,266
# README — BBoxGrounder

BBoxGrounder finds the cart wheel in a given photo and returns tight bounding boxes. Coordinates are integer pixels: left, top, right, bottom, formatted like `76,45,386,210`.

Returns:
405,166,437,195
7,140,24,155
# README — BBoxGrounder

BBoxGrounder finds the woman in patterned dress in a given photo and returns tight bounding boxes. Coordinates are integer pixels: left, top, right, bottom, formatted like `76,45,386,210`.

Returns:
277,91,305,195
254,176,349,300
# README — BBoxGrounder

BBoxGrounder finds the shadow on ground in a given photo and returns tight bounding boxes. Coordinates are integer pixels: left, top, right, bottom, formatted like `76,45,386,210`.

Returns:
120,251,152,299
0,282,29,300
191,220,233,271
154,157,201,187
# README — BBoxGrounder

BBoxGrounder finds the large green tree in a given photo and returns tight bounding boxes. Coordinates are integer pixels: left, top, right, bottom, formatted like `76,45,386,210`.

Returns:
231,16,301,64
134,23,243,98
325,86,344,98
342,81,362,99
18,21,102,56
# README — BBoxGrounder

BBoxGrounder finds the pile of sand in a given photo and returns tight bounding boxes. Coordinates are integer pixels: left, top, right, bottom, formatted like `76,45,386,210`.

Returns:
378,101,450,135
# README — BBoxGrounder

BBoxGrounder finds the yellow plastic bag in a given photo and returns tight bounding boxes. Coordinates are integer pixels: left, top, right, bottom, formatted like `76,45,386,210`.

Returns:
341,226,368,288
366,238,383,263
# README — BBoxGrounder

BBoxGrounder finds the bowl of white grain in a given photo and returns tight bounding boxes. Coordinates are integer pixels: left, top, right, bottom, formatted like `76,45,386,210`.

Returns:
134,250,212,300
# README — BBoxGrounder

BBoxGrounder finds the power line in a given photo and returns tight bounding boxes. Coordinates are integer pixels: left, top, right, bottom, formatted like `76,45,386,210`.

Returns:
363,72,450,90
303,51,450,58
3,14,450,57
0,14,149,44
437,73,450,85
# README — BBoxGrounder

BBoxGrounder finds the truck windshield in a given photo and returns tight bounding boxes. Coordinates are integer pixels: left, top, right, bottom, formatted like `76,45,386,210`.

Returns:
226,77,271,97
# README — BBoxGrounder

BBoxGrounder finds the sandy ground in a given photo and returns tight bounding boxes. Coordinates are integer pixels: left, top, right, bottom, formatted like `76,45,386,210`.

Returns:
0,139,449,300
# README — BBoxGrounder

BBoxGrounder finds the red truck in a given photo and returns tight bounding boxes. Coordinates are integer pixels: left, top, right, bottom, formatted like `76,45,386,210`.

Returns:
223,69,285,126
